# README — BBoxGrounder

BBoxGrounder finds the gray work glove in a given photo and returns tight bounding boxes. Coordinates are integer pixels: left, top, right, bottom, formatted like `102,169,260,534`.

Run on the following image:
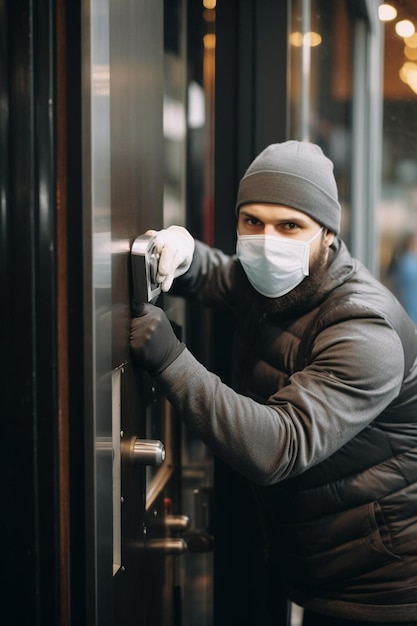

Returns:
146,225,195,292
130,303,185,376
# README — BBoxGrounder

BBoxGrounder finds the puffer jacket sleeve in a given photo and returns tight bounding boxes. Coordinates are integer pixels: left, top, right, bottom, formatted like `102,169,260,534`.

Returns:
155,317,405,486
169,239,237,310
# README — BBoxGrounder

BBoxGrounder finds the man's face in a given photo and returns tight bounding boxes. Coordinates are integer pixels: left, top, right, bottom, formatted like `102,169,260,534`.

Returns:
237,203,334,254
237,203,335,315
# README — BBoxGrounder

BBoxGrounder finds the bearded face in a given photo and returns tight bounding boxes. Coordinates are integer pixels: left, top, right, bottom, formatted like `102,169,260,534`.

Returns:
236,233,332,318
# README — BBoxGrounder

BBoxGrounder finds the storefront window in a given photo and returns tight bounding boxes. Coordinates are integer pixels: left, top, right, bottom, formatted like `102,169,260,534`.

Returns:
289,0,354,243
378,0,417,325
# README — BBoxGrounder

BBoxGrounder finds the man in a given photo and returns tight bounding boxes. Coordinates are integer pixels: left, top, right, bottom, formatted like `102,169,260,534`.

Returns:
130,141,417,625
389,232,417,325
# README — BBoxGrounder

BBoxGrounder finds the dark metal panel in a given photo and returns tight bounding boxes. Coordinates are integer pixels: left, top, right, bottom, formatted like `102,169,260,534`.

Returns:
1,0,66,624
82,0,164,624
212,2,290,625
1,3,39,620
254,0,290,152
62,0,88,621
214,0,290,253
110,0,164,370
214,0,241,254
109,0,165,618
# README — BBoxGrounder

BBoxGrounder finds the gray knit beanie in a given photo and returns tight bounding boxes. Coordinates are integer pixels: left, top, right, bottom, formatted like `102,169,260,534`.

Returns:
236,141,341,235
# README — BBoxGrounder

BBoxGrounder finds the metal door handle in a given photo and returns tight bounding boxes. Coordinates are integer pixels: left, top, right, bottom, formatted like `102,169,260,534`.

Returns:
164,514,190,532
131,437,165,466
146,538,187,554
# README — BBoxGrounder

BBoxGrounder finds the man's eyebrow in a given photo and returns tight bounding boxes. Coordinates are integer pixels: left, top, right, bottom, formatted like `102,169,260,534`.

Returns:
239,209,261,218
278,216,308,225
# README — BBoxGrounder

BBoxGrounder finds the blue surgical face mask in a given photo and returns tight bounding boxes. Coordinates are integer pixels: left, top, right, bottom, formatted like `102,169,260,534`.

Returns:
236,227,323,298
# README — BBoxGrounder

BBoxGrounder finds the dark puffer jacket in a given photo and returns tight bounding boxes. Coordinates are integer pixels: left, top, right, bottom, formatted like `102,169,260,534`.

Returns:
158,238,417,621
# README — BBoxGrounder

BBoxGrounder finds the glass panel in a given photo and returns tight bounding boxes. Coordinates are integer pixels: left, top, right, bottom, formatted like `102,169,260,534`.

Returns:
289,0,353,243
378,0,417,325
144,2,215,621
144,0,188,496
182,2,216,625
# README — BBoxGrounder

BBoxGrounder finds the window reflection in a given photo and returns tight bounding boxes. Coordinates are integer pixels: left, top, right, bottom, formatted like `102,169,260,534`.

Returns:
289,0,353,244
378,0,417,312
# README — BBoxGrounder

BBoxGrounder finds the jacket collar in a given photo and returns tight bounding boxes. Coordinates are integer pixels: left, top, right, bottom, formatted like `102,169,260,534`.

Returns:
310,238,356,308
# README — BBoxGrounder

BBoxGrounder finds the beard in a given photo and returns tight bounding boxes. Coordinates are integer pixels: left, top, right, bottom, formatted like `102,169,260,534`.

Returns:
236,237,331,319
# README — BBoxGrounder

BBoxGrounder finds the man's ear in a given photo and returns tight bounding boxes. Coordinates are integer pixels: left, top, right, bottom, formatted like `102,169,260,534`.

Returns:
324,229,335,246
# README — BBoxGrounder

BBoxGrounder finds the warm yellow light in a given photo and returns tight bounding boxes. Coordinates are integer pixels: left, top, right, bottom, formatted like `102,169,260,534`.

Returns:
399,61,417,83
378,3,397,21
404,68,417,94
290,32,303,47
399,61,417,93
395,20,415,38
289,31,322,47
307,32,322,47
404,32,417,48
407,72,417,94
405,45,417,60
203,0,216,9
203,33,216,49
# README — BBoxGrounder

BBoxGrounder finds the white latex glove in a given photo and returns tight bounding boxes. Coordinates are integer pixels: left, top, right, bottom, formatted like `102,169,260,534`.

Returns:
145,225,195,292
